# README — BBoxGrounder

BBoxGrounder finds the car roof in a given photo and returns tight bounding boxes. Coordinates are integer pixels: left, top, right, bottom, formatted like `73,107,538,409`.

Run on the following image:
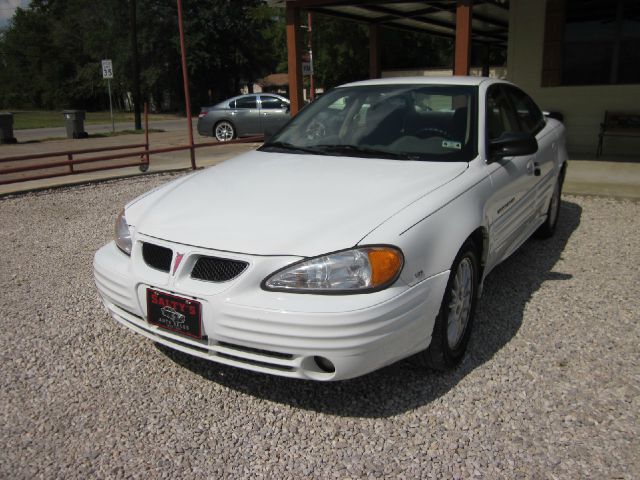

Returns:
230,93,288,101
339,76,508,88
211,93,289,108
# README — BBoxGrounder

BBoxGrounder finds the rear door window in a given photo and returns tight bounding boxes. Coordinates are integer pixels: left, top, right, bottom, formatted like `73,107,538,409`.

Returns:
235,96,257,109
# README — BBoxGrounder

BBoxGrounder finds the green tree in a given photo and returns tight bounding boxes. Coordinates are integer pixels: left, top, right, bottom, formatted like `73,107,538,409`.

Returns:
0,0,284,112
312,15,369,89
0,2,486,112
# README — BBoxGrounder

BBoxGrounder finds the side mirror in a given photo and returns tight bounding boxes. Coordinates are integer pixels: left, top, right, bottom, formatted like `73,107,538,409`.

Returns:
543,110,564,122
489,132,538,161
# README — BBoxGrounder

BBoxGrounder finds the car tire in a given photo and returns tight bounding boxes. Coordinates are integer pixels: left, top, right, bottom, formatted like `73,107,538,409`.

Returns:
534,175,562,239
417,239,479,371
214,121,235,142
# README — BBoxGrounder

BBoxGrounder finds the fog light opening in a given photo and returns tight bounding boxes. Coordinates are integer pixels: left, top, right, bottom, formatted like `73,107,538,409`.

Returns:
314,356,335,373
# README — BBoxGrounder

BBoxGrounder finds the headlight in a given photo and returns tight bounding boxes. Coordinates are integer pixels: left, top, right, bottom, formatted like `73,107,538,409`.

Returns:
262,246,403,294
114,209,132,255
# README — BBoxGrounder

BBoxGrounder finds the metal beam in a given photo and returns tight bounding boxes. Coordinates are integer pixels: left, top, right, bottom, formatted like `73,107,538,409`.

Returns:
363,4,506,42
454,0,472,75
285,0,508,33
308,7,504,45
286,5,304,115
372,7,444,24
287,0,415,8
369,24,381,78
423,1,508,29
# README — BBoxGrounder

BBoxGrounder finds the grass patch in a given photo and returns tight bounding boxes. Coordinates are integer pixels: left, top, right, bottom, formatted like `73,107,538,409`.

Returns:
10,110,180,130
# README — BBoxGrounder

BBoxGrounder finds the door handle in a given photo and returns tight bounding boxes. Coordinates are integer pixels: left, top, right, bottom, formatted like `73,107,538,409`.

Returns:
526,160,534,174
527,161,541,176
533,162,541,176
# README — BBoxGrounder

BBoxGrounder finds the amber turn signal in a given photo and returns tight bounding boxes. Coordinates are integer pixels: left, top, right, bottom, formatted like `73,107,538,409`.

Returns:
367,248,403,287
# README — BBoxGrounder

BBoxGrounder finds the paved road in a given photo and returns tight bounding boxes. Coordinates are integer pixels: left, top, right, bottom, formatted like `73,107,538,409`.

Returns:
13,118,198,143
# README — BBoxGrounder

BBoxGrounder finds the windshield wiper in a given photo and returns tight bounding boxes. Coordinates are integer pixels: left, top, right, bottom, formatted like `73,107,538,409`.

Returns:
260,141,325,155
313,144,418,160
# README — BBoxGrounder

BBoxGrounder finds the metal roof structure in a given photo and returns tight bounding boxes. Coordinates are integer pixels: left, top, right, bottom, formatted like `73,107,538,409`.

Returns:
268,1,509,45
270,1,509,114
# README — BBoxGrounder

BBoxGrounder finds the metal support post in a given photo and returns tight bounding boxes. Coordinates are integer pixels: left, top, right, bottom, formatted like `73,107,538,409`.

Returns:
177,0,196,169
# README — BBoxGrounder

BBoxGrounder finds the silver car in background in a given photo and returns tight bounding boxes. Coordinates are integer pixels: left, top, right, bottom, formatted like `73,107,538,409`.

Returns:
197,93,290,142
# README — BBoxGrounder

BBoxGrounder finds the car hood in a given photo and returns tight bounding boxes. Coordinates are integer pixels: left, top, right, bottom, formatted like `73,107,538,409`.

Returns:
130,150,467,256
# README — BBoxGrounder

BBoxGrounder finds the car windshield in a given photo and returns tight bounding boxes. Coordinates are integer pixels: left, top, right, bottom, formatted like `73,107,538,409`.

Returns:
261,84,478,162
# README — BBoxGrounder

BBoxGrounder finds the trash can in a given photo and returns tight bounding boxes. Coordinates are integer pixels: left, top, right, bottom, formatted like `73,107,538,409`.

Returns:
62,110,88,139
0,112,17,144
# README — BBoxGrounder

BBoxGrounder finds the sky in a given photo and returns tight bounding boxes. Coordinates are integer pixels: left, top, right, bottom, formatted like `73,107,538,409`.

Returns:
0,0,29,29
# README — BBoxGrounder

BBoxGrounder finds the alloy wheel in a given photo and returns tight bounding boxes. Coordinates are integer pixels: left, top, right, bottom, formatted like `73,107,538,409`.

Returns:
446,256,474,350
215,123,234,142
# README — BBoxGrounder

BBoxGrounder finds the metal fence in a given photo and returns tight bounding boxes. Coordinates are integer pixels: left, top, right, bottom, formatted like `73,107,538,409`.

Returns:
0,143,150,186
0,105,263,186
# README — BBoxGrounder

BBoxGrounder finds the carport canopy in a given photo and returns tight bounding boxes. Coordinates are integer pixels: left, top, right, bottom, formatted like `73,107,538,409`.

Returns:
269,0,509,114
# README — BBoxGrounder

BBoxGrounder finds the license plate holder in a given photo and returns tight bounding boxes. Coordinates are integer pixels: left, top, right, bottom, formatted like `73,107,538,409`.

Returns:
146,289,203,339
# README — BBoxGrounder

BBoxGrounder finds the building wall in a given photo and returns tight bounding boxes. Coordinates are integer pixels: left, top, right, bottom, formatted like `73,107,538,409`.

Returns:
507,0,640,155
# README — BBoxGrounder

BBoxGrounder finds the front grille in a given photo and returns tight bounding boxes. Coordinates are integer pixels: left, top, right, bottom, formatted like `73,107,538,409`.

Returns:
191,256,248,282
142,243,173,272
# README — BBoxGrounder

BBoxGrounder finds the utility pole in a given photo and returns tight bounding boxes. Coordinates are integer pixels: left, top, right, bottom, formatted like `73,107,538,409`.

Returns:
130,0,142,130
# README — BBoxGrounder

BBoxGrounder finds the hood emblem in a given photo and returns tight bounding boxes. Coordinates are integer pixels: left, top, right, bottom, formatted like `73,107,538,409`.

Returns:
172,253,185,275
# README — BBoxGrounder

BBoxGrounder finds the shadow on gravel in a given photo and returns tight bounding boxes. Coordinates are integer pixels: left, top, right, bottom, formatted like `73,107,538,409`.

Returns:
158,200,582,418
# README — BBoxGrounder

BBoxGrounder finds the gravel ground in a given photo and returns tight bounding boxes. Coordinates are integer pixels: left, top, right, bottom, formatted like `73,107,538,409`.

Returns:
0,173,638,479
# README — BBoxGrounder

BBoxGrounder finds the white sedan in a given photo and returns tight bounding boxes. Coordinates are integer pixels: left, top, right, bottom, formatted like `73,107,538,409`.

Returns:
94,77,567,381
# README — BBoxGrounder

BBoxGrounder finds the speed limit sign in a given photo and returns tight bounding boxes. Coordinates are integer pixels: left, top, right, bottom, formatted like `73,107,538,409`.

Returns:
101,59,114,79
102,59,115,132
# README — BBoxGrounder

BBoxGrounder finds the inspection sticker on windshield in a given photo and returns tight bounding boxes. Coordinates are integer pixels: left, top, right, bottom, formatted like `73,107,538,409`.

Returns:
442,140,462,150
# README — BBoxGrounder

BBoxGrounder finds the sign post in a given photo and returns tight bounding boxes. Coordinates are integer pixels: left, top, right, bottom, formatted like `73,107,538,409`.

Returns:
101,59,115,133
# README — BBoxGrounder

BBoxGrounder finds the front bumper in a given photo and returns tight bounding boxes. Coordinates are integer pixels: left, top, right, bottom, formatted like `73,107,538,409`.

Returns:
94,238,448,381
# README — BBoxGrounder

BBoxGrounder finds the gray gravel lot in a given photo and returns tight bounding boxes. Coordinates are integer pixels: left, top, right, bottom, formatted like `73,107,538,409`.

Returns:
0,173,638,479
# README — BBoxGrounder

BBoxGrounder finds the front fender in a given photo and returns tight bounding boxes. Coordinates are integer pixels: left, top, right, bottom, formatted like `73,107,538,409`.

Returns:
360,160,492,287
